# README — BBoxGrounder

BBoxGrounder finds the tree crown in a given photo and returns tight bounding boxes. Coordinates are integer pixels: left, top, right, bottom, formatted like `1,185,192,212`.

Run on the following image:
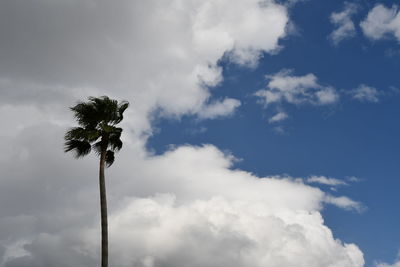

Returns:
64,96,129,167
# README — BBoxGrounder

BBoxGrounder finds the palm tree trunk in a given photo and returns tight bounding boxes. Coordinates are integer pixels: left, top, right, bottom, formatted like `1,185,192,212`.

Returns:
99,150,108,267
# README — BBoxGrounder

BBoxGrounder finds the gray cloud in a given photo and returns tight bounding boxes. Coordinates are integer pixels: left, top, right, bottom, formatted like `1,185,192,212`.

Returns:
0,0,287,132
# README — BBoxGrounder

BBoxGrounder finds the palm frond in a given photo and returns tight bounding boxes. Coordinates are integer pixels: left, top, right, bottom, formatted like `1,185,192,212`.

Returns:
99,125,122,135
117,101,130,123
93,140,103,156
64,127,100,142
109,133,123,151
89,96,121,124
105,150,115,167
64,140,92,158
70,101,99,128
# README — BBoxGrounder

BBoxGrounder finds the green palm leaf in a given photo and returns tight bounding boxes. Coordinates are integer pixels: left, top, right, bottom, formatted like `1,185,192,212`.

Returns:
105,150,115,167
64,140,91,157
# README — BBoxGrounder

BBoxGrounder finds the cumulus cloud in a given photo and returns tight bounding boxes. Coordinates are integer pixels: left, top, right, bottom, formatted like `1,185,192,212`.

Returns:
255,70,339,106
0,137,365,267
0,1,367,267
104,194,364,267
197,98,241,119
329,2,359,45
360,4,400,42
350,84,380,102
254,70,339,122
0,0,288,135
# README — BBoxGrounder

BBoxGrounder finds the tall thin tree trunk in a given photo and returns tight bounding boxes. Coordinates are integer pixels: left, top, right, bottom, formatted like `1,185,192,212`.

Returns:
99,150,108,267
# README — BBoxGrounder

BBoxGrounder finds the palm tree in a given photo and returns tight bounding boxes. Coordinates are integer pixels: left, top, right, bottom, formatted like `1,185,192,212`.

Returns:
64,96,129,267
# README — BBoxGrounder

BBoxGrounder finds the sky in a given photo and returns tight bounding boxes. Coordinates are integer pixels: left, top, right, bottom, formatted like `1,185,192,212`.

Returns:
0,0,399,267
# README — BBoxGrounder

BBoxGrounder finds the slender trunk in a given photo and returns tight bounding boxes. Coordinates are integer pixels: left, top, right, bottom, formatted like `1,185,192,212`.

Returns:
99,149,108,267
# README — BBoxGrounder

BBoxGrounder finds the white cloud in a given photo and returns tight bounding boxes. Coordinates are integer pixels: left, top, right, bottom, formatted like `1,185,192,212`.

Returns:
255,70,339,122
316,87,340,104
329,2,359,45
92,145,364,267
324,195,365,213
269,111,289,123
0,134,366,266
360,4,400,42
307,176,348,187
351,84,380,102
104,195,362,267
255,70,339,106
198,98,241,119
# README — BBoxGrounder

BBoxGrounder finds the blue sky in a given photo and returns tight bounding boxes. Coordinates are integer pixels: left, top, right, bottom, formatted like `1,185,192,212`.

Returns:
147,1,400,266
